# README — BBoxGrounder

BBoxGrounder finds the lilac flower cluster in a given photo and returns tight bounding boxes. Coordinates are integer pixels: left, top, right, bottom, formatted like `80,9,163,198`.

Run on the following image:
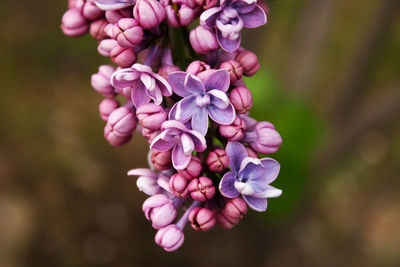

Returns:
61,0,281,252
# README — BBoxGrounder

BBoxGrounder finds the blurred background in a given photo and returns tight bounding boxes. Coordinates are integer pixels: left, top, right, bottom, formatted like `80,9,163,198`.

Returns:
1,0,400,266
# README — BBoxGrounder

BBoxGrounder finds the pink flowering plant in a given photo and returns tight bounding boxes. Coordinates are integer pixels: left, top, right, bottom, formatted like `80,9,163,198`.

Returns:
61,0,282,252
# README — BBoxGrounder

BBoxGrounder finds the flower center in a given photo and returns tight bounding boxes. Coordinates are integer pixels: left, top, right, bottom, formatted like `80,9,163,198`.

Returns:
234,181,254,195
195,94,211,107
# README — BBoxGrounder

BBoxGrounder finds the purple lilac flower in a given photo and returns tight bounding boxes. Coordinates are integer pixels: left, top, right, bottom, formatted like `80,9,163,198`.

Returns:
111,63,173,108
94,0,135,10
150,120,207,170
200,0,267,52
219,142,282,211
127,168,171,195
168,70,235,135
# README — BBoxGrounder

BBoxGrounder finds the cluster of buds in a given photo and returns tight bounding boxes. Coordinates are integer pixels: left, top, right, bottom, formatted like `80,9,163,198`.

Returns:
61,0,282,252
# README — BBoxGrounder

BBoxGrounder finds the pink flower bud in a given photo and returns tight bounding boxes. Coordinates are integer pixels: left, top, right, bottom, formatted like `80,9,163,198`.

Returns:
158,65,181,80
142,128,161,144
104,105,138,146
111,18,144,48
235,50,260,76
229,87,253,114
133,0,166,29
82,1,104,21
224,197,247,219
219,60,243,84
105,8,133,24
163,2,195,27
187,176,215,201
155,224,184,252
186,60,210,75
219,116,246,142
245,146,258,158
91,65,116,97
243,121,282,154
151,150,172,171
90,18,109,40
194,0,218,9
61,8,89,37
97,38,118,56
143,194,177,229
188,207,216,231
189,26,218,54
99,98,120,121
169,173,189,198
206,148,229,172
136,103,167,131
68,0,83,9
177,156,202,180
110,44,137,67
216,209,239,229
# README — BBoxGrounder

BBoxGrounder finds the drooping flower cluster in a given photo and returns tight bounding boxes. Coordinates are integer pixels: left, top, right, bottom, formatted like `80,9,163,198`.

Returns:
61,0,281,252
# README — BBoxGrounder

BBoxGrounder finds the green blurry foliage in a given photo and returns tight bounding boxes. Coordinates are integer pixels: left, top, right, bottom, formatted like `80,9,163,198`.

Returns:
244,69,325,221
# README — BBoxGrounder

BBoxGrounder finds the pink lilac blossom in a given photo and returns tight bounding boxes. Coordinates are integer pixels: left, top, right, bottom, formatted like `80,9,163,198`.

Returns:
61,0,282,252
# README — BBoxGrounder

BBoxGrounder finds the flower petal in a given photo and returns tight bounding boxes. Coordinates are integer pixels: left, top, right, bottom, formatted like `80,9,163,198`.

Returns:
260,158,281,183
167,71,191,97
184,74,205,95
94,0,134,11
153,73,173,96
226,142,248,173
254,185,282,198
243,195,267,212
127,168,158,177
240,5,267,28
207,103,235,125
219,171,240,198
217,30,241,52
208,89,230,109
111,68,140,88
188,130,207,152
204,69,230,92
150,131,176,151
180,133,194,155
200,7,221,28
191,107,209,136
169,96,196,122
172,145,192,170
131,80,151,108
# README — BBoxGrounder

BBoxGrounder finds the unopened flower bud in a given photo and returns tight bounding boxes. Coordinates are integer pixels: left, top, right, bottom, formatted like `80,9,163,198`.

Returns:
61,8,89,37
206,148,229,172
90,18,108,40
158,65,181,80
195,0,218,9
186,60,210,75
91,65,116,97
187,176,215,201
245,146,258,158
111,18,144,48
224,197,247,219
219,60,243,84
188,207,216,231
151,150,172,171
189,26,218,54
97,38,118,56
155,224,184,252
142,128,161,144
99,98,120,121
229,87,253,114
169,173,189,197
177,156,202,180
219,116,246,141
243,121,282,154
110,44,137,67
136,103,167,131
235,50,260,76
133,0,166,29
143,194,177,229
82,1,103,20
163,2,195,27
105,7,133,24
104,105,137,146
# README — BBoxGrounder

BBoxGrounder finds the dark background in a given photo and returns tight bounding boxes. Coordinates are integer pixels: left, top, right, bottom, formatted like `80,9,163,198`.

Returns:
0,0,400,266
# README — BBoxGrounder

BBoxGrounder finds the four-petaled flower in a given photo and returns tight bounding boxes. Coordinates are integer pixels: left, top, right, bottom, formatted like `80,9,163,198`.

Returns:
200,0,267,52
111,63,173,108
219,142,282,211
168,70,235,135
150,120,207,170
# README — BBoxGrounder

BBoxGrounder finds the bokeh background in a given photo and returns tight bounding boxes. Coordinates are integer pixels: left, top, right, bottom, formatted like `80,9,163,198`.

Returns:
1,0,400,266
